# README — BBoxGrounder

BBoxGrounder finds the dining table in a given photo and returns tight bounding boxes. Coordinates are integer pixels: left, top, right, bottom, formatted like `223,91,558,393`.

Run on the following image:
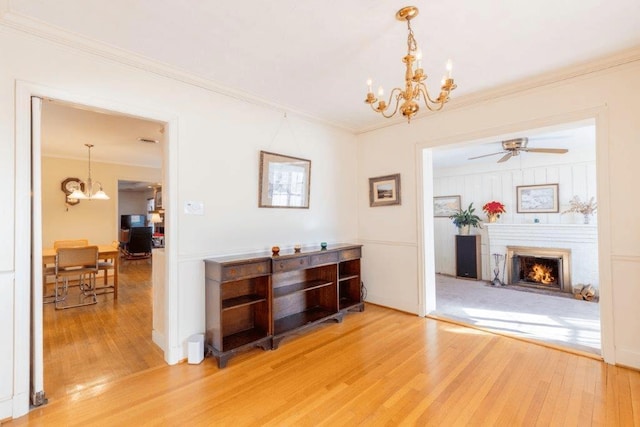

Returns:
42,244,120,299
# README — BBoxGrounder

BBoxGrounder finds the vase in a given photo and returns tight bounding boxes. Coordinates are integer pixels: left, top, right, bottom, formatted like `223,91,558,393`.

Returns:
487,214,498,223
458,225,471,235
583,213,591,224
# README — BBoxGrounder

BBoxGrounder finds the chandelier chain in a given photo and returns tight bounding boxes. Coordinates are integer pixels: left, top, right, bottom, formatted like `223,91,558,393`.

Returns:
407,21,417,54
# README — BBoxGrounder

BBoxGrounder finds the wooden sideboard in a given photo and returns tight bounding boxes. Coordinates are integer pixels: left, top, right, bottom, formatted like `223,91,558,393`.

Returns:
204,244,363,368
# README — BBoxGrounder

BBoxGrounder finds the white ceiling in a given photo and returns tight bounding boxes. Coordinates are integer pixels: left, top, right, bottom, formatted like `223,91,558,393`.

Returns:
431,121,595,169
6,1,640,133
41,100,164,168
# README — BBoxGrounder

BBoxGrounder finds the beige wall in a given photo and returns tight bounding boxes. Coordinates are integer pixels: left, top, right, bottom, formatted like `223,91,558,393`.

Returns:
358,57,640,369
41,157,160,248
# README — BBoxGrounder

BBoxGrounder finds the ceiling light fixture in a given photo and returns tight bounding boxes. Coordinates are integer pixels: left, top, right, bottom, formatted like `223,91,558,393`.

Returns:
68,143,110,200
365,6,457,123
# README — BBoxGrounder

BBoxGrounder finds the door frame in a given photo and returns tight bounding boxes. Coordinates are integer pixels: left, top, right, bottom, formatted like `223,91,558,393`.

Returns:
415,106,615,364
14,80,180,416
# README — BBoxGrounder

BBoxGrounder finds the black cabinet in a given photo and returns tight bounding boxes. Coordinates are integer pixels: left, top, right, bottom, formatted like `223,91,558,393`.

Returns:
455,235,481,280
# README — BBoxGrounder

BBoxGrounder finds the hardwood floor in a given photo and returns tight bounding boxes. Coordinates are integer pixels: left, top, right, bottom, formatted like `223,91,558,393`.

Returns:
41,261,165,401
10,301,639,425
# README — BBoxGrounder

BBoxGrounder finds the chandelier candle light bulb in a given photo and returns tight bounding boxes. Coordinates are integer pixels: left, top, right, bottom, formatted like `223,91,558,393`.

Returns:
364,5,457,122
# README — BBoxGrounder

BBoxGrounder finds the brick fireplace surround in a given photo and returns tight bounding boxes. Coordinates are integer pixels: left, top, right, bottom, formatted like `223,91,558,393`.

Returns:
486,223,599,291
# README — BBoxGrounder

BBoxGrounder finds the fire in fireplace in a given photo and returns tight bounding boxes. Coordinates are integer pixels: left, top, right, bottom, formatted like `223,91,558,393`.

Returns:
519,256,558,286
506,246,572,293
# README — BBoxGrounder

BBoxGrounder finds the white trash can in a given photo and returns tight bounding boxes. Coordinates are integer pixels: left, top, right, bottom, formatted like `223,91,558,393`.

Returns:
187,333,204,364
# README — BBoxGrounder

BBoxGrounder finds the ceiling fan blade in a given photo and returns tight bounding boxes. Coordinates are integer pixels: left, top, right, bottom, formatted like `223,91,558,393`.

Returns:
468,151,505,160
522,148,569,154
497,152,513,163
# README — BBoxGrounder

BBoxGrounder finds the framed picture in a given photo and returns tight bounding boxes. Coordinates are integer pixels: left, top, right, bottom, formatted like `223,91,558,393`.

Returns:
154,189,163,209
433,195,461,217
259,151,311,208
369,174,401,207
516,183,559,213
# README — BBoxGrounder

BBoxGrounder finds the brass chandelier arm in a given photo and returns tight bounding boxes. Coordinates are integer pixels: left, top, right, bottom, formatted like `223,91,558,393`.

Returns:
368,87,403,118
417,85,447,112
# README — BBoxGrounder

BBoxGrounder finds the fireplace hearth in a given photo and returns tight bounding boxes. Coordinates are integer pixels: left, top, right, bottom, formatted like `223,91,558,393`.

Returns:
506,246,572,293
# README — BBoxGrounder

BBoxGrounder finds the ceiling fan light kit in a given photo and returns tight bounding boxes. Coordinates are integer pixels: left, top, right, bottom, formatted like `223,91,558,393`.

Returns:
468,137,569,163
364,6,457,123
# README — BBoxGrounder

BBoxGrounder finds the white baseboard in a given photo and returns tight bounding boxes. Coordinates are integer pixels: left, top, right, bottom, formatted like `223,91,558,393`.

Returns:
152,330,165,352
616,348,640,370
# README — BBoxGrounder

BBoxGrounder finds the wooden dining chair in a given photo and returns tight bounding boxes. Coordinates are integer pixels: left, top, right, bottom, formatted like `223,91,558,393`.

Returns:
54,245,99,309
43,239,90,304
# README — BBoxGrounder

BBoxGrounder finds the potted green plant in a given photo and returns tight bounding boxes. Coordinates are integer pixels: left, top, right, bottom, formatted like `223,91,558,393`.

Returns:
449,202,483,234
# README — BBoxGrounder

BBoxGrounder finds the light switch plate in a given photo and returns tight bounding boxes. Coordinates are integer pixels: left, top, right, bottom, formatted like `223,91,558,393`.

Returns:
184,201,204,215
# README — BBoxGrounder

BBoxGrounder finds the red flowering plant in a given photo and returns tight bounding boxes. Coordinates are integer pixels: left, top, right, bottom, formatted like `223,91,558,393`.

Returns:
482,201,506,218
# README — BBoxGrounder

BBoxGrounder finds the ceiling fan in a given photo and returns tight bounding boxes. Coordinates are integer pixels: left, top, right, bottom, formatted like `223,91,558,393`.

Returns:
468,137,569,163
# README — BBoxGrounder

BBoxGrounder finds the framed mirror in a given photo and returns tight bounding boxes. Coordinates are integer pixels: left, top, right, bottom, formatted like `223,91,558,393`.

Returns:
259,151,311,208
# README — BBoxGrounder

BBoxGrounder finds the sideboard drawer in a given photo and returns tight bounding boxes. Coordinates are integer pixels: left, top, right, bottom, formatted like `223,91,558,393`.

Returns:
273,256,310,273
339,247,361,261
310,251,339,266
222,261,270,281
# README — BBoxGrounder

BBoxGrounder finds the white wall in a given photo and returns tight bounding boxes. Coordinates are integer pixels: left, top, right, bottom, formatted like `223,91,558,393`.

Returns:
357,55,640,371
433,157,597,279
1,26,358,418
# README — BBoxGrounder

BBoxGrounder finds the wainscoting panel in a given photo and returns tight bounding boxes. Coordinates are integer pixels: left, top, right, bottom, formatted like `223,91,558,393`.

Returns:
0,272,15,420
360,240,419,314
611,256,640,368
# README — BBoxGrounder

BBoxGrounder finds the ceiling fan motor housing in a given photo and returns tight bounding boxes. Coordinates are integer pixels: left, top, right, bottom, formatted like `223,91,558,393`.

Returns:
502,138,528,151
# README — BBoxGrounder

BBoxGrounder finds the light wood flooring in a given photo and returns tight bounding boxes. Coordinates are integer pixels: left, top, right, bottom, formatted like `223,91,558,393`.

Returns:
41,261,165,401
9,294,640,425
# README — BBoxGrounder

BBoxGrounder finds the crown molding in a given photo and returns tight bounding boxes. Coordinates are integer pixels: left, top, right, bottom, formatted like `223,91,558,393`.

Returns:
2,9,639,136
0,10,357,134
357,45,640,135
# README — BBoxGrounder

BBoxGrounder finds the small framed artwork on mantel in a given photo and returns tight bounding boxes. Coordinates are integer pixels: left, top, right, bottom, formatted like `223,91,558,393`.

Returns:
516,183,559,213
369,174,401,207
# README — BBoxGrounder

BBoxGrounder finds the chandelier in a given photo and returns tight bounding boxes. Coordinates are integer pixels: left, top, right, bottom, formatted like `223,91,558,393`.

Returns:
365,6,457,123
68,143,110,200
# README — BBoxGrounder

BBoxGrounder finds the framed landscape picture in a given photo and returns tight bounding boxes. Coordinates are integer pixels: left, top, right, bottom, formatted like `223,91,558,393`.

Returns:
433,195,461,217
369,174,401,207
516,183,559,213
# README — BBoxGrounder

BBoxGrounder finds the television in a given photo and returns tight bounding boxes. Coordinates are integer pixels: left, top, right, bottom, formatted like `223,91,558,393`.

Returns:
120,214,146,229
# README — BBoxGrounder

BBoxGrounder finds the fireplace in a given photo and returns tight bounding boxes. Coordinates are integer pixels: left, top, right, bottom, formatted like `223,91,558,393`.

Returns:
506,246,572,293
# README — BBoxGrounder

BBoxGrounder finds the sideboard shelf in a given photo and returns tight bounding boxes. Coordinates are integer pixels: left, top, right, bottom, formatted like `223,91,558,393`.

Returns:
204,244,363,367
223,328,269,351
273,307,340,336
221,294,267,310
273,279,333,298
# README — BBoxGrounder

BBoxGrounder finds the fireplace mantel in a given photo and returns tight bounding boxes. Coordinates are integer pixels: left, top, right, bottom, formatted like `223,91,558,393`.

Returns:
486,222,599,289
486,223,597,245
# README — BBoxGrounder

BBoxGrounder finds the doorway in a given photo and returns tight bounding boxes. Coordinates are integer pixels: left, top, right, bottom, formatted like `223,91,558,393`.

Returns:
30,94,171,405
422,120,602,355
